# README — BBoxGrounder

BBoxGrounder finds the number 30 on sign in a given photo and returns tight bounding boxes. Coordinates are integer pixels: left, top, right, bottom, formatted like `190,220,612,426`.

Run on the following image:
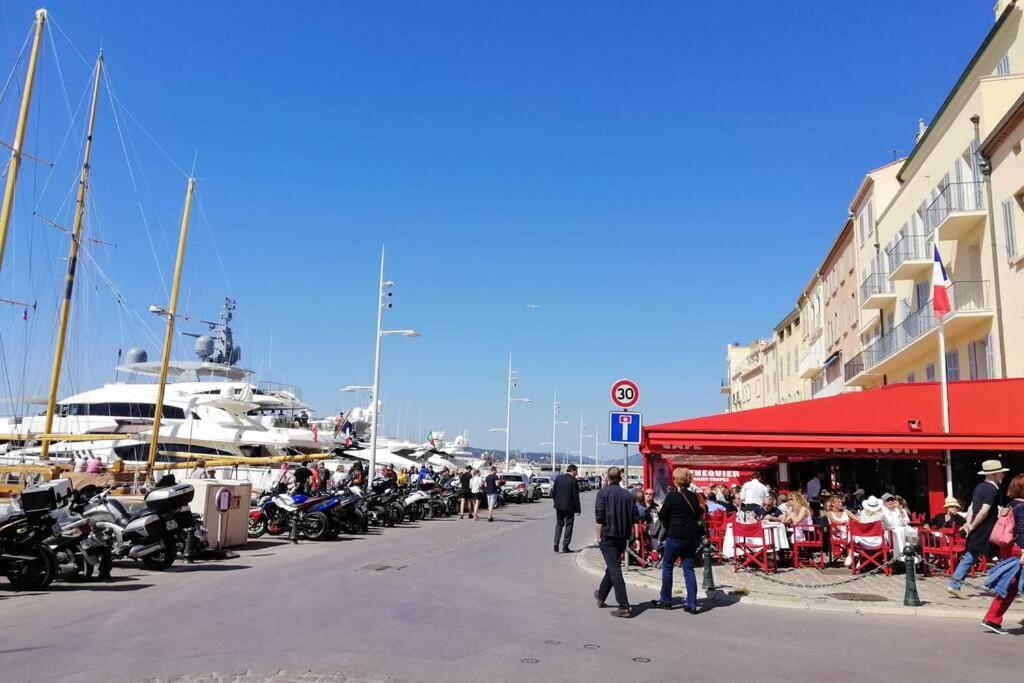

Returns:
610,379,639,409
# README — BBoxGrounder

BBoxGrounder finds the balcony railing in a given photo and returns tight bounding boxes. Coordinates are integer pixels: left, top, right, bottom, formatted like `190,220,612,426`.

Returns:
859,271,893,301
844,280,990,381
886,233,930,275
929,181,984,228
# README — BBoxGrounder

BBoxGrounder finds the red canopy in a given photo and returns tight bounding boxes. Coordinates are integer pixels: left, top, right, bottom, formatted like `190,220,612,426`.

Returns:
643,378,1024,454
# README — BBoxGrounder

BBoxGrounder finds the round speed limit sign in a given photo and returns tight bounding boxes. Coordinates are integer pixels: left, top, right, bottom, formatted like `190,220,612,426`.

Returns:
610,379,639,409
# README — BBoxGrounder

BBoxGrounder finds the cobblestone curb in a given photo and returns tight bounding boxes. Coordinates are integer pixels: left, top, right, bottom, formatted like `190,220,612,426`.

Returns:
573,545,1024,621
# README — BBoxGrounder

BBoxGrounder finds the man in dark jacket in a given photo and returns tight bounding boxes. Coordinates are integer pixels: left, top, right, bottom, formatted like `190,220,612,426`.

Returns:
593,467,636,618
551,465,582,553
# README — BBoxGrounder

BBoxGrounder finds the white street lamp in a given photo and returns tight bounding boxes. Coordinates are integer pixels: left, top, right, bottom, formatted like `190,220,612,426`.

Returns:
501,353,530,470
550,389,570,473
367,247,420,479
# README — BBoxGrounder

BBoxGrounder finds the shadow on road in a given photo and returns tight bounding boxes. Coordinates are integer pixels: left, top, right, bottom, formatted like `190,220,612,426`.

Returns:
162,564,250,574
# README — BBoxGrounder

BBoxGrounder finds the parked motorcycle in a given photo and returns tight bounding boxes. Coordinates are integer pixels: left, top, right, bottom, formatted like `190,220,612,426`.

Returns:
0,484,62,590
247,490,331,540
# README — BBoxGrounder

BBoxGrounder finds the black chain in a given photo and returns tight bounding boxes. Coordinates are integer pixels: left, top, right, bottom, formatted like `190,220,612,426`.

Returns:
917,556,991,592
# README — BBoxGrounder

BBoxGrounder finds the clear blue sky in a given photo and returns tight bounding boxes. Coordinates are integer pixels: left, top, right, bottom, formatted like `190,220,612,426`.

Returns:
0,2,994,456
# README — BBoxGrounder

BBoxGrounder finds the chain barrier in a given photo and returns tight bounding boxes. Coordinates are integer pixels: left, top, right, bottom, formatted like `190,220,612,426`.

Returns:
917,556,991,593
727,554,904,589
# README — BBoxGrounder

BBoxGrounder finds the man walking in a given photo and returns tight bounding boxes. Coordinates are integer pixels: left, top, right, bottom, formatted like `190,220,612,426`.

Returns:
484,466,499,522
594,466,636,618
552,464,581,552
459,464,473,519
948,459,1008,598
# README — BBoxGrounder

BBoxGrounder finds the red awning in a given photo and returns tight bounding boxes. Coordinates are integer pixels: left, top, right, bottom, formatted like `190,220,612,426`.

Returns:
643,378,1024,455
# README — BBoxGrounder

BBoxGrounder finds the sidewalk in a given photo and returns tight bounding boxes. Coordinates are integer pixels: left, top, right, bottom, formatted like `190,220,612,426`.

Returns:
575,546,1024,620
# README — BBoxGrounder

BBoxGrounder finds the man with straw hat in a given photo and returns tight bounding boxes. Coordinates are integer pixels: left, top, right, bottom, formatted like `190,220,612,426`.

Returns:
927,496,966,529
947,459,1009,598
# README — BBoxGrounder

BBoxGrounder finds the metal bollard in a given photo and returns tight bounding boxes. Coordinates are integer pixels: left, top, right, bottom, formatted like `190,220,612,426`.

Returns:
290,513,300,544
903,543,922,607
701,536,717,595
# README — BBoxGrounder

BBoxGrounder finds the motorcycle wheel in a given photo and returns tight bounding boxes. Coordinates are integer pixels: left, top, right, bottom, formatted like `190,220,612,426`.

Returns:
301,512,330,541
141,536,177,571
247,516,268,538
4,545,56,591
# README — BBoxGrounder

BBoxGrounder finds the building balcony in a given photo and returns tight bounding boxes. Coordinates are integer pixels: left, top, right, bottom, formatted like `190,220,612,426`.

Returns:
859,271,896,310
798,338,824,379
720,380,731,394
844,280,992,386
887,234,932,281
929,181,986,242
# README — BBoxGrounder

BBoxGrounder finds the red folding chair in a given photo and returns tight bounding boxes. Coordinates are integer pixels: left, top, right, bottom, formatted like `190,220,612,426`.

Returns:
909,513,926,527
707,511,727,561
920,528,952,576
792,524,825,569
732,521,776,574
847,519,892,575
828,522,849,564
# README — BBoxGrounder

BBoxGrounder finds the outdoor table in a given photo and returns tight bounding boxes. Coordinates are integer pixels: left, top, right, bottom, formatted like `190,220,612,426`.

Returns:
722,520,790,558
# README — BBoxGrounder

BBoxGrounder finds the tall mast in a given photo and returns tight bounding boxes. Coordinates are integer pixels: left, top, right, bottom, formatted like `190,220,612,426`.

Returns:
144,177,196,484
0,9,47,274
39,51,104,460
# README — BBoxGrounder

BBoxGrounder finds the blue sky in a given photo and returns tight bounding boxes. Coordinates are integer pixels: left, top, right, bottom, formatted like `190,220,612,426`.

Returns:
0,2,994,456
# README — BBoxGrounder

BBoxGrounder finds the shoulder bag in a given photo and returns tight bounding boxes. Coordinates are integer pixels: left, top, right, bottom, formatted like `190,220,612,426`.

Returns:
990,506,1017,547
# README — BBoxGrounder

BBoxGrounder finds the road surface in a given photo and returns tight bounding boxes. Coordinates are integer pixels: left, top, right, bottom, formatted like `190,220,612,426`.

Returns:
1,492,1020,682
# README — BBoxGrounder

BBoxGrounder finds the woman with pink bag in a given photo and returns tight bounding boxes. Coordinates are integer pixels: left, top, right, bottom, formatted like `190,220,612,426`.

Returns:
981,474,1024,635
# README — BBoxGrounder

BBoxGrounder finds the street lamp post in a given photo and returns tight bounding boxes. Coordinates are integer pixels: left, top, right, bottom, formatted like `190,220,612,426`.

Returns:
550,389,569,473
501,353,530,470
367,247,420,480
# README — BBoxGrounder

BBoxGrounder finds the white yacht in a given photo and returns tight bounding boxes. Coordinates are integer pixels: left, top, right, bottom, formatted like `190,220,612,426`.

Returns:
0,299,340,467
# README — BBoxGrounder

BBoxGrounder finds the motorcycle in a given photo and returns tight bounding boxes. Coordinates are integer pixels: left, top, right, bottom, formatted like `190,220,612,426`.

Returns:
247,490,331,540
0,489,59,590
78,479,200,570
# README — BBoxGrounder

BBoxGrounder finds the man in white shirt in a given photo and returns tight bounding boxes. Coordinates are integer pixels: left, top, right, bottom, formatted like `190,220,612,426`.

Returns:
739,473,769,513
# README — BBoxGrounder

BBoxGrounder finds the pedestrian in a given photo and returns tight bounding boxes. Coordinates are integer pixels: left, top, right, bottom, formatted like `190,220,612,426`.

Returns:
333,411,345,438
459,464,473,519
85,455,104,474
653,467,704,613
980,473,1024,635
593,466,636,618
397,466,409,487
484,466,499,521
552,464,581,553
292,460,313,495
469,468,484,520
275,462,294,493
189,459,209,479
948,459,1009,599
331,464,348,489
349,462,365,489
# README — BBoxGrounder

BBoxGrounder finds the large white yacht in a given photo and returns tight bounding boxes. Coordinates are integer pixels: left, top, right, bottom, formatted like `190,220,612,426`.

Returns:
0,299,339,466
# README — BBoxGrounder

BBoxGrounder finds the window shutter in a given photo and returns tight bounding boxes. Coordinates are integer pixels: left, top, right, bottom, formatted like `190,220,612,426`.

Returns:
1002,199,1018,260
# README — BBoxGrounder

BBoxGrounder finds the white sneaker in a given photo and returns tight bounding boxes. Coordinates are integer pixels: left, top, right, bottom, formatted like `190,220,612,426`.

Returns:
843,556,852,567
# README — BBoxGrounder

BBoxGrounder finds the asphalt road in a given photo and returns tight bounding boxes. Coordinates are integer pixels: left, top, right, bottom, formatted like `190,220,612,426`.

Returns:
1,492,1021,683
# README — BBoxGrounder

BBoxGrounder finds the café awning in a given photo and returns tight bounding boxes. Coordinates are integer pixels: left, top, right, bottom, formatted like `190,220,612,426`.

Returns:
643,378,1024,455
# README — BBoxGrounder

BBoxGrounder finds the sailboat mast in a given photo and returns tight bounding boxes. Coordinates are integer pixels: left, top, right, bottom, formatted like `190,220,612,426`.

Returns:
0,9,47,274
39,51,104,460
144,177,196,483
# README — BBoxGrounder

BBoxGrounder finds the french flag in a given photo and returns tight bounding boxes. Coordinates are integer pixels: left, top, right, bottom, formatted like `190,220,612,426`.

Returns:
932,245,951,317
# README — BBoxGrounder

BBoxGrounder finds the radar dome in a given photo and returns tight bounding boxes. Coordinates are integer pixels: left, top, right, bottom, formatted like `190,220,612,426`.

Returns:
194,335,215,359
125,347,148,364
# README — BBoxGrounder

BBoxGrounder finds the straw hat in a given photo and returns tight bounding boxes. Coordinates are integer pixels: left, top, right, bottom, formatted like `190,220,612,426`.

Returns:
862,495,883,512
943,496,961,510
978,459,1009,476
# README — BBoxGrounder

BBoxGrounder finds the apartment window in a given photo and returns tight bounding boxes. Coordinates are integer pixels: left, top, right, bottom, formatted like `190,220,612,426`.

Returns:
755,379,761,397
867,201,875,239
946,350,960,381
907,372,916,383
926,363,936,382
997,54,1011,75
1002,198,1019,261
859,215,866,244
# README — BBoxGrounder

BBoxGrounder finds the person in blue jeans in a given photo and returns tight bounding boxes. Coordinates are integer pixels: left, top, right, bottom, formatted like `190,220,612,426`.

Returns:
948,460,1008,597
653,467,704,613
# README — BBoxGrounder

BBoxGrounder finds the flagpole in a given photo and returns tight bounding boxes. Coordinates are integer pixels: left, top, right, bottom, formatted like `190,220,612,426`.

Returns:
939,317,953,497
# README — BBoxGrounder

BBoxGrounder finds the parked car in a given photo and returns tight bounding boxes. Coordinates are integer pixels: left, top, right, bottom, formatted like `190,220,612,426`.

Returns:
500,473,536,502
535,476,553,497
589,475,602,489
577,477,591,492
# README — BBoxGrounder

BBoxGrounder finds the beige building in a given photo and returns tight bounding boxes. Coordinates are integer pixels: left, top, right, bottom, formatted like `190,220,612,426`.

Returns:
723,340,771,412
721,1,1024,409
773,308,806,403
844,0,1024,389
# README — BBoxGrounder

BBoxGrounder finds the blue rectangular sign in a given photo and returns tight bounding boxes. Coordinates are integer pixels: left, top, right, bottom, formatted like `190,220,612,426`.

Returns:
609,411,642,445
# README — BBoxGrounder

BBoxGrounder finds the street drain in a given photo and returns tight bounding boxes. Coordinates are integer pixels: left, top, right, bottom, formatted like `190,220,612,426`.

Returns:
545,640,561,645
632,657,650,663
827,592,890,602
584,644,600,649
521,659,539,664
